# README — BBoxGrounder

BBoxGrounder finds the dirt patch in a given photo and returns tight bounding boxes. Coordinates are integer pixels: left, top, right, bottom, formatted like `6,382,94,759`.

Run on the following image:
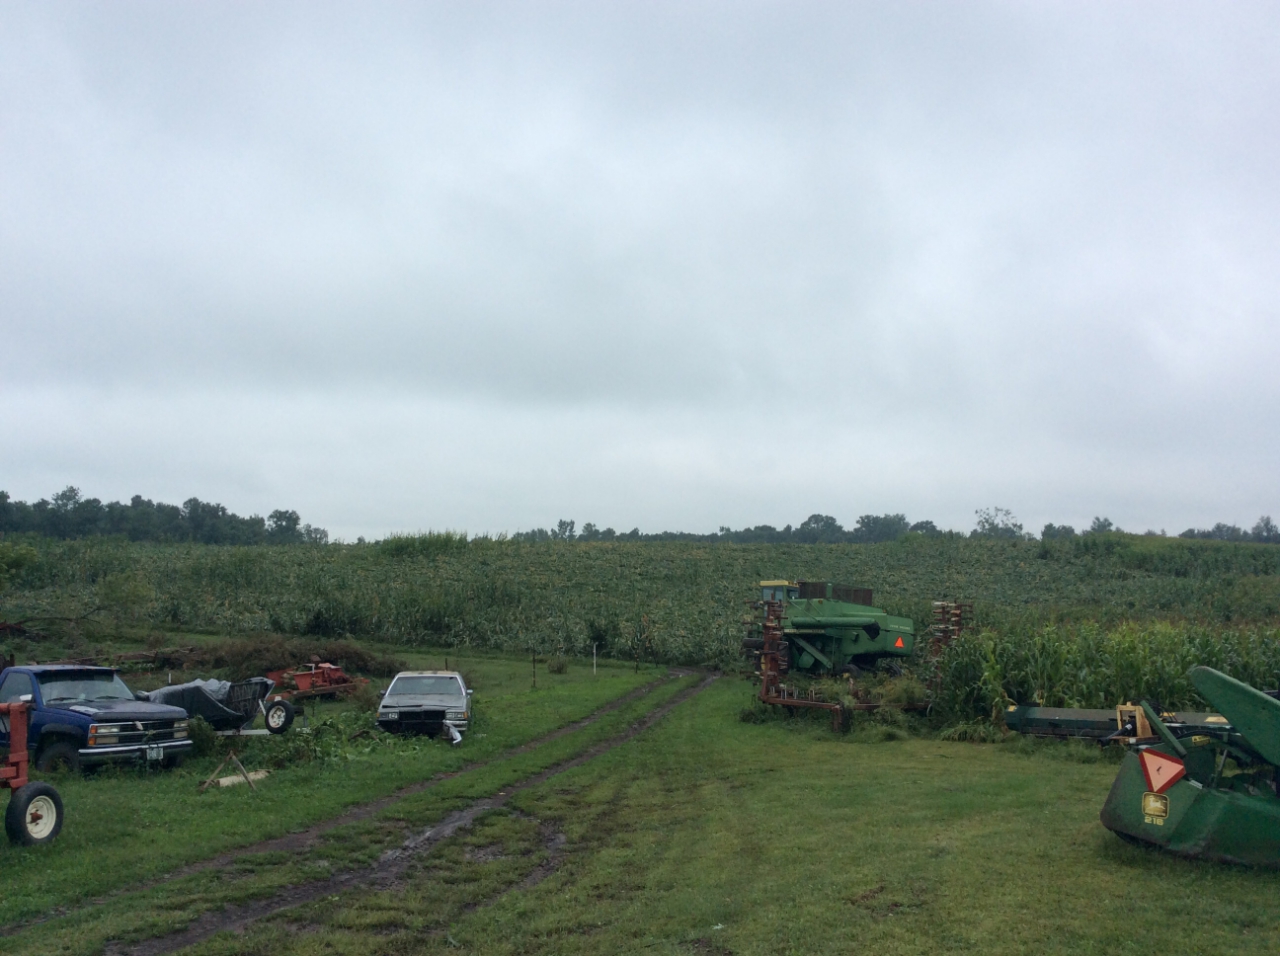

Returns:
850,884,885,905
690,937,734,955
464,844,507,863
105,674,717,956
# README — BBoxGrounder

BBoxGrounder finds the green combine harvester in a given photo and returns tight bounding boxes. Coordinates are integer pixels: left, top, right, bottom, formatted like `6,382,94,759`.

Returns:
743,580,915,676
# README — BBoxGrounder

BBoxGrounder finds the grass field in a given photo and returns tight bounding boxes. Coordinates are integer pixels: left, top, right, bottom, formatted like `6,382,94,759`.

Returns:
2,660,1278,956
4,535,1280,954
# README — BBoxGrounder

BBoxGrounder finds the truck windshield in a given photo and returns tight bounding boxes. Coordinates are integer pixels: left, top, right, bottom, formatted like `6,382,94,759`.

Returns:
37,671,135,703
387,676,461,696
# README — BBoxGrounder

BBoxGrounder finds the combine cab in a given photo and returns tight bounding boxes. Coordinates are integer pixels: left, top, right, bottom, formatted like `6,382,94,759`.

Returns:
744,580,915,676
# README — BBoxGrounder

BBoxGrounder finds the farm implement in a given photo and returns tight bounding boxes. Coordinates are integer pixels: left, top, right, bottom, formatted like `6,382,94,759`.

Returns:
742,580,916,678
1,702,63,845
265,660,368,703
1007,668,1280,866
745,582,950,726
1097,667,1280,866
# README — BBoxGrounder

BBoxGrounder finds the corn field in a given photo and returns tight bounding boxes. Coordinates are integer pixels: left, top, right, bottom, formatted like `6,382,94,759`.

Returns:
3,532,1280,715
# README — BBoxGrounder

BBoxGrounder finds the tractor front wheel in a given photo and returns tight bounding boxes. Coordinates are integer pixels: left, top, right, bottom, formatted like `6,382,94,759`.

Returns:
5,782,64,846
265,699,295,734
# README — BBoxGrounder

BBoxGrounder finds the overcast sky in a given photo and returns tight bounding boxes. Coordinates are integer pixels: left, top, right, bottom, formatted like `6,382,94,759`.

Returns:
3,2,1278,540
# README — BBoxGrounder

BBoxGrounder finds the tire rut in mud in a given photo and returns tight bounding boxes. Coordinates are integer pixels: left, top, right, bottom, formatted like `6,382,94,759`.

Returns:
106,673,717,956
0,674,674,941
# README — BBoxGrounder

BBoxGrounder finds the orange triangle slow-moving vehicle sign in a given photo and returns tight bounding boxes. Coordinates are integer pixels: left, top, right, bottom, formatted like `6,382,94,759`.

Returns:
894,636,904,648
1140,749,1186,794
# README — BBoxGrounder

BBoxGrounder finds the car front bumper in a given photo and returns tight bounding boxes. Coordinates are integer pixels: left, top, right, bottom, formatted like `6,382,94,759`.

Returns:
376,712,468,736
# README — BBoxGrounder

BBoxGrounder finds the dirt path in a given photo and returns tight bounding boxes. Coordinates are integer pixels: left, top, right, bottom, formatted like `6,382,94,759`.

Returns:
163,673,678,875
0,673,676,941
107,673,717,956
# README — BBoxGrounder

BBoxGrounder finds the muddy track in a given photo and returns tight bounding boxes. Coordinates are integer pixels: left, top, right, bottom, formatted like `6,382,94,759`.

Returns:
0,673,676,941
107,673,717,956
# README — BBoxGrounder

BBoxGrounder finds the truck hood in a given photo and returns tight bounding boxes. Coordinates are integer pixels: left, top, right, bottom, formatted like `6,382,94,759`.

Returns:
46,699,189,722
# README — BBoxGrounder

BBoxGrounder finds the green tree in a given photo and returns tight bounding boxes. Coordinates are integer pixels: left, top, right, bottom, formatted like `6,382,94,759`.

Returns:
267,509,303,544
973,507,1026,539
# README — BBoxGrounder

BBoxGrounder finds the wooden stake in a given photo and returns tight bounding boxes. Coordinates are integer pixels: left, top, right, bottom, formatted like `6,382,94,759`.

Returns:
199,752,233,793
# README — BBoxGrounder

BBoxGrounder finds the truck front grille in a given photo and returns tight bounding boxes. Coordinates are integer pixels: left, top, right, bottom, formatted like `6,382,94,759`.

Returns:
88,720,185,747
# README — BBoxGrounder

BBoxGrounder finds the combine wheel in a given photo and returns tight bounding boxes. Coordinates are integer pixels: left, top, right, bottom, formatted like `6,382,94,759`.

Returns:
5,782,64,846
265,699,295,734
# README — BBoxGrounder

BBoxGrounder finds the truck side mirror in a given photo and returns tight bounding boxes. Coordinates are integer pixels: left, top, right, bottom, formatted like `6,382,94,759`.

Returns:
135,691,149,701
466,689,473,695
18,694,32,703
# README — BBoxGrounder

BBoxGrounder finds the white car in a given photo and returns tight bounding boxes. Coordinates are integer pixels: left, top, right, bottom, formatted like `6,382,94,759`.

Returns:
377,671,472,744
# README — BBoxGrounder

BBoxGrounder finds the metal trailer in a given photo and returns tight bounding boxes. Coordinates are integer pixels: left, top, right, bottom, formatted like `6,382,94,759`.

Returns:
1,702,63,845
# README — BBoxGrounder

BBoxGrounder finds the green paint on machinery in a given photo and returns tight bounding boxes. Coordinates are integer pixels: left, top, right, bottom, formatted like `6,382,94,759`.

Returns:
1099,666,1280,867
743,580,915,676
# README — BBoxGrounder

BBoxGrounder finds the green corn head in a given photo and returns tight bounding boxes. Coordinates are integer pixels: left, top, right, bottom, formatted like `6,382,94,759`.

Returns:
1100,666,1280,866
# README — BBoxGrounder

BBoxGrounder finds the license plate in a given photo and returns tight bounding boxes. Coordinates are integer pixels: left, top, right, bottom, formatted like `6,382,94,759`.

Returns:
146,745,164,761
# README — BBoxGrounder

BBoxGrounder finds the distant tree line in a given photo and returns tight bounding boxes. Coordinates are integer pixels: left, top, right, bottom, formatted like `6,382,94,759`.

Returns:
1041,514,1280,544
513,508,1280,546
0,486,328,545
513,513,942,544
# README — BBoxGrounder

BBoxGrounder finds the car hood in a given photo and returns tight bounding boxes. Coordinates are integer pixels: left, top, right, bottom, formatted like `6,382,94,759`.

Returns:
380,694,464,709
46,699,189,722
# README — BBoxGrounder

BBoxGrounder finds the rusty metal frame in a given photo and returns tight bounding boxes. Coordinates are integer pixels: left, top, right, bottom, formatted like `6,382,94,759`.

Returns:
756,600,845,730
0,702,31,792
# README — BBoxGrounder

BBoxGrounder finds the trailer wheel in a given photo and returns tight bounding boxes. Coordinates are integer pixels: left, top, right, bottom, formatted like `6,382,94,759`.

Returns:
265,699,295,734
5,782,64,846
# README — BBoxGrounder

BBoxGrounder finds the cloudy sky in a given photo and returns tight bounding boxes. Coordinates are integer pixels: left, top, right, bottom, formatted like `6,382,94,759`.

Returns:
3,2,1278,540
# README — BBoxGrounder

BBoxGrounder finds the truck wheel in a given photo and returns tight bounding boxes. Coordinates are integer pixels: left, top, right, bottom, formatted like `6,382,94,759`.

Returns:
162,752,185,770
36,741,81,774
265,700,295,734
5,782,64,846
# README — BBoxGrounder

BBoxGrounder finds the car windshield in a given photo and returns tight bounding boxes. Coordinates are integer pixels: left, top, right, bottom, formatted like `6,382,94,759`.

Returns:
387,675,462,696
37,671,135,703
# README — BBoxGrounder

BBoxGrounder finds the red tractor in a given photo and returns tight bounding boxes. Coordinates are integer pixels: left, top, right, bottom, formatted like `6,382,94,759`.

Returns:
1,702,63,845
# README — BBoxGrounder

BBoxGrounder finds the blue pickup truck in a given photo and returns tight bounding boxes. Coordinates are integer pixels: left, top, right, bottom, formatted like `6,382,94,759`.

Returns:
0,664,192,771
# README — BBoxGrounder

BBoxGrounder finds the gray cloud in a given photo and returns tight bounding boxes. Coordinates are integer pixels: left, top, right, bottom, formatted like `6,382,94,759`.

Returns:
3,2,1279,537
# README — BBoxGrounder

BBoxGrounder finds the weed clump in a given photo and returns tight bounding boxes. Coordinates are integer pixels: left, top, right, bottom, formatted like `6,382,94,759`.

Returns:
187,716,218,757
939,720,1007,743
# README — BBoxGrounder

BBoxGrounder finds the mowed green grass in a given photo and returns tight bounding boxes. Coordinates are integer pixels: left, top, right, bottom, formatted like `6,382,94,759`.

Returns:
182,679,1280,956
0,649,664,928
